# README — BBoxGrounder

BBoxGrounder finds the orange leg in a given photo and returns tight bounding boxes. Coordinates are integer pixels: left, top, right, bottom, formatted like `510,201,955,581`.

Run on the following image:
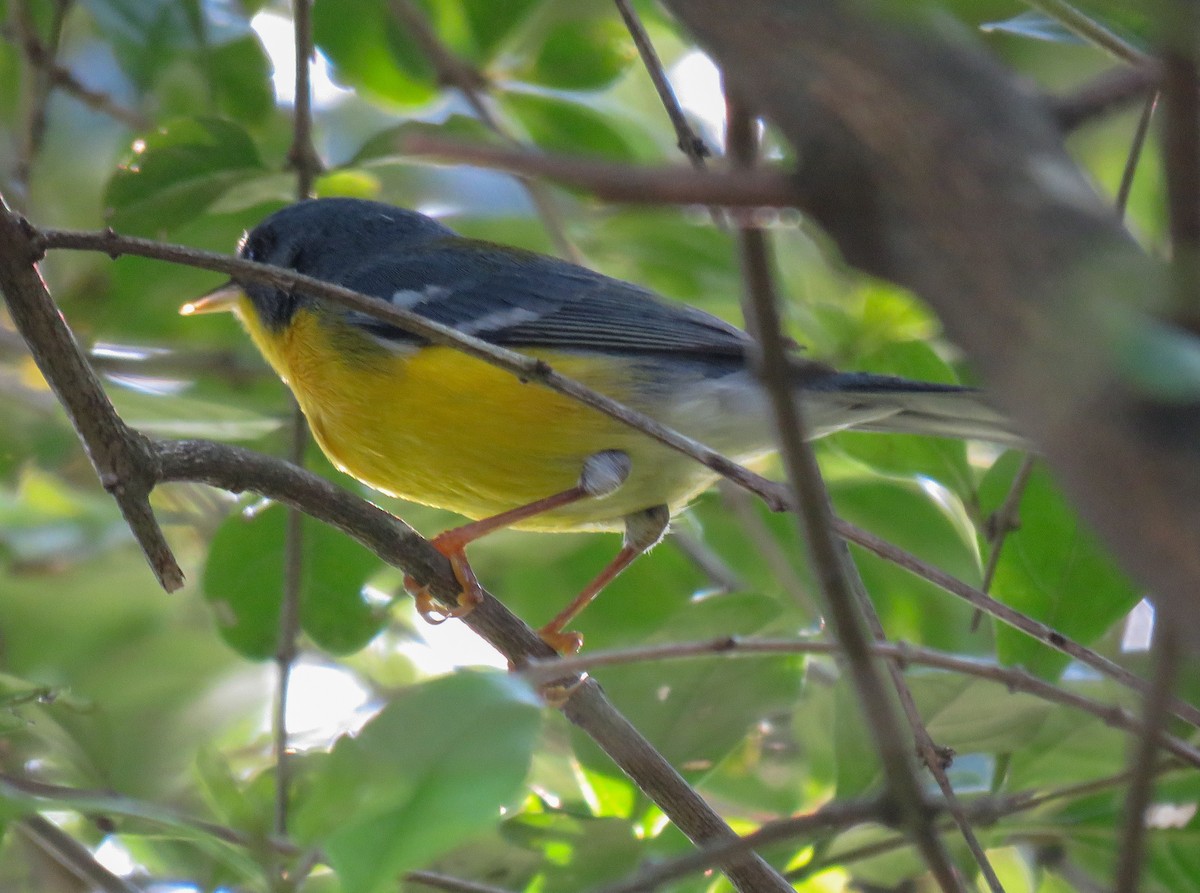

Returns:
407,485,588,623
407,450,635,630
539,505,670,654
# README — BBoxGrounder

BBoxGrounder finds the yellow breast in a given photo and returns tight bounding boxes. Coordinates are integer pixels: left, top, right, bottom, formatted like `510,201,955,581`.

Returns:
234,302,728,531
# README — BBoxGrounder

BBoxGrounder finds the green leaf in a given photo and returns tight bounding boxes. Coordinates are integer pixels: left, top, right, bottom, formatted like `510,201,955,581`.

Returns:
828,340,977,497
208,34,274,124
499,89,650,161
505,813,643,890
81,0,199,88
351,115,498,165
1005,708,1126,791
105,117,266,235
573,593,803,778
202,504,385,660
831,475,984,652
521,18,636,90
979,455,1140,678
293,672,541,893
313,0,437,106
108,386,282,441
911,673,1052,755
457,0,542,60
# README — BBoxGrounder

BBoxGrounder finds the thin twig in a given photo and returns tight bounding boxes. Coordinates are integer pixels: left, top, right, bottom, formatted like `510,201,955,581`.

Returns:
10,0,70,204
1114,607,1184,893
401,134,798,207
981,456,1037,594
1052,64,1161,132
387,0,579,263
272,0,320,846
728,118,962,889
0,771,302,856
839,517,1200,730
0,20,148,129
152,439,793,893
970,453,1037,630
406,871,519,893
857,593,1007,891
591,798,886,893
286,0,321,198
523,636,1200,764
790,763,1184,880
1115,90,1159,218
1021,0,1153,67
17,815,140,893
613,0,711,165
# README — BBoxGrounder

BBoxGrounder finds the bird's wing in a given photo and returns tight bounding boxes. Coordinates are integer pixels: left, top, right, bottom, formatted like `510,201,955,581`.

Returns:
333,238,753,358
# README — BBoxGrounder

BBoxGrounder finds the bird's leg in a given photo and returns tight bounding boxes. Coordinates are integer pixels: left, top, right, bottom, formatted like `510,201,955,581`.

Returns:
407,450,633,625
538,504,671,655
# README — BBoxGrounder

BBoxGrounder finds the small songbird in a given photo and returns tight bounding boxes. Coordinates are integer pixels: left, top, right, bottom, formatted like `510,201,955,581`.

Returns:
184,198,1016,651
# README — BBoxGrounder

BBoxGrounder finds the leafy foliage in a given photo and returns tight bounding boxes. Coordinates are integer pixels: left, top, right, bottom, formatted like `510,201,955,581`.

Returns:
0,1,1189,892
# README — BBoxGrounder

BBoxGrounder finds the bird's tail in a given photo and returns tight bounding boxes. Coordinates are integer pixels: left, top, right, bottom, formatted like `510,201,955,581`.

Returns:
801,372,1024,448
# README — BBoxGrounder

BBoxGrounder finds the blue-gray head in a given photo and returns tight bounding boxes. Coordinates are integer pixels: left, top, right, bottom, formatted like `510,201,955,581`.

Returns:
234,198,454,330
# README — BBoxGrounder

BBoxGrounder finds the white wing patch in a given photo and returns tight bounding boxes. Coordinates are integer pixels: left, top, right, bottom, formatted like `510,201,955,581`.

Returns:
390,285,449,309
455,306,541,336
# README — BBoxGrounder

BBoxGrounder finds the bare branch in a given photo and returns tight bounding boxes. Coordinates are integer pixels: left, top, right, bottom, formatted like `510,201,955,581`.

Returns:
153,439,792,893
401,134,798,207
840,518,1200,731
661,0,1200,651
1021,0,1152,67
613,0,711,165
1114,610,1185,893
728,109,962,889
529,636,1200,764
0,204,184,590
388,0,579,262
17,816,139,893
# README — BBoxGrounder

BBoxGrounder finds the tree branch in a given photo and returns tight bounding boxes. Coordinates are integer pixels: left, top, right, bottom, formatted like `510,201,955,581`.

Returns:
527,636,1200,766
388,0,579,262
153,440,792,893
401,134,797,207
661,0,1200,642
0,203,184,590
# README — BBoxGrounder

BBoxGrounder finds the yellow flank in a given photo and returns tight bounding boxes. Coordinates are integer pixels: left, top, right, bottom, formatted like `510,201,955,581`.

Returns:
234,300,726,532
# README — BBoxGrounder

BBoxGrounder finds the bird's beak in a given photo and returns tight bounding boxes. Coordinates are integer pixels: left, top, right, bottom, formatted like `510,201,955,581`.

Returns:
180,281,241,316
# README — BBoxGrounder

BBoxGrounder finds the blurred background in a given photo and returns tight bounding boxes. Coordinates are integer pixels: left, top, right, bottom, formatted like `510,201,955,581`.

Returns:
0,2,1190,892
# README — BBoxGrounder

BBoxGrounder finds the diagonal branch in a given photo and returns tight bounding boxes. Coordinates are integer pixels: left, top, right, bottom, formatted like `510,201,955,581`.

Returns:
613,0,712,166
153,440,792,893
37,225,1198,729
0,203,183,591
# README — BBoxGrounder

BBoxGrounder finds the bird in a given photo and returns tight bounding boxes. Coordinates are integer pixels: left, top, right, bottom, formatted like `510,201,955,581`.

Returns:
183,197,1017,652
